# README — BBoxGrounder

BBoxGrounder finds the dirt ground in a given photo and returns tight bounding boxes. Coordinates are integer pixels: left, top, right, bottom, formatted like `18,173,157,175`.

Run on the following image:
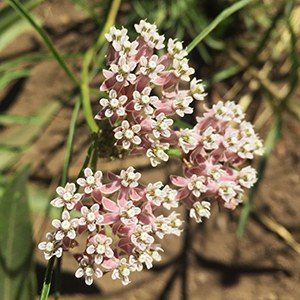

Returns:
1,1,300,300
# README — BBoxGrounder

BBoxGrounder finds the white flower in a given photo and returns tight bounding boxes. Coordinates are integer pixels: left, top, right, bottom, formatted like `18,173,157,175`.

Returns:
240,121,255,137
134,20,165,49
212,101,231,122
131,224,154,251
153,212,183,238
120,201,141,225
173,58,194,81
238,166,257,188
114,120,141,150
167,38,188,60
38,232,63,260
237,135,263,159
111,258,134,285
201,126,220,150
146,139,169,167
145,181,164,206
110,55,136,85
119,166,141,188
133,87,159,115
152,113,173,139
167,211,183,236
77,168,103,194
161,185,178,210
78,204,104,232
189,201,211,223
187,175,208,197
52,210,78,241
223,128,239,152
119,39,139,57
218,181,241,202
207,164,226,182
75,256,103,285
153,215,172,239
190,78,207,101
99,89,127,119
139,55,165,80
225,101,244,123
50,183,82,210
212,101,244,123
86,234,114,264
173,92,193,117
134,19,157,34
178,128,199,153
105,26,128,44
130,251,153,271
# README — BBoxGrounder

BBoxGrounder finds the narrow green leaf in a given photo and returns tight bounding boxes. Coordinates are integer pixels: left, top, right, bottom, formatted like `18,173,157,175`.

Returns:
0,114,40,125
0,52,83,72
0,69,31,89
210,65,241,85
187,0,251,53
8,0,80,87
0,0,43,35
0,165,36,300
0,18,35,51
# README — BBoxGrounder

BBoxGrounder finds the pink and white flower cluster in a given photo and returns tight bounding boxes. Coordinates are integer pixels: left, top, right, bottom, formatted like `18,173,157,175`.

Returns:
95,20,263,220
96,20,206,167
39,167,182,285
39,20,264,287
171,101,263,221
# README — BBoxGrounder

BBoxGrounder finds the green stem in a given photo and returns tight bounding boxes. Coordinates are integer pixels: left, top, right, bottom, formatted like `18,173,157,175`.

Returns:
80,0,122,133
39,257,56,300
52,98,82,299
61,98,81,185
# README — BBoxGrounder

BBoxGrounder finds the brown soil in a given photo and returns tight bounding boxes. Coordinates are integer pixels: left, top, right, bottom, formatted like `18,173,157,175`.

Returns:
1,1,300,300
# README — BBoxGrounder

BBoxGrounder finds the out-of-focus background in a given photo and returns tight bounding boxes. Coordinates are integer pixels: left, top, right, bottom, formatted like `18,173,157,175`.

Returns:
0,0,300,299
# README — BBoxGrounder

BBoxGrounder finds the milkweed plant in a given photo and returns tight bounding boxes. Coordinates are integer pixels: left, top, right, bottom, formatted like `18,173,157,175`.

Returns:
39,20,263,287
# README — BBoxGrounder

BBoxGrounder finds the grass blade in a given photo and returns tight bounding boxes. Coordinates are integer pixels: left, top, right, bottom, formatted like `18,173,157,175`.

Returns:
8,0,80,87
187,0,251,53
0,69,31,89
0,0,43,34
0,165,36,300
0,52,83,72
0,114,40,125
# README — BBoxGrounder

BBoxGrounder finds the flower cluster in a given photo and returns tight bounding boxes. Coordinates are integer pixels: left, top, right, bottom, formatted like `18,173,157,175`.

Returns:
39,167,182,285
96,20,206,167
39,20,264,287
171,101,263,221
